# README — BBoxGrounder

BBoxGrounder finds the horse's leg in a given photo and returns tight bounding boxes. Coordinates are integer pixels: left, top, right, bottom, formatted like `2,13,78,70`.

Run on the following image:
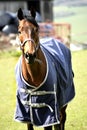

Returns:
44,126,52,130
26,105,67,130
54,124,61,130
27,123,34,130
60,105,67,130
54,105,67,130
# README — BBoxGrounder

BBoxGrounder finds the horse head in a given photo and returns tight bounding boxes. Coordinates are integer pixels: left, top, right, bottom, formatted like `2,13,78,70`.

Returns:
17,8,40,64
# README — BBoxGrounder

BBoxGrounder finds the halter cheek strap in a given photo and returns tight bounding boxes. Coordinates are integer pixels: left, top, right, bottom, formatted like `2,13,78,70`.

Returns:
19,38,40,64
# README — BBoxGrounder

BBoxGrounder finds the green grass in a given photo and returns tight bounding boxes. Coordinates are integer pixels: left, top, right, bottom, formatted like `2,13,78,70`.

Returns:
65,50,87,130
53,6,87,43
0,49,87,130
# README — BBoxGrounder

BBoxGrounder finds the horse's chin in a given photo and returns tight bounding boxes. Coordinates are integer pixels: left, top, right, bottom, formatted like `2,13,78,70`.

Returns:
25,56,35,64
24,52,36,64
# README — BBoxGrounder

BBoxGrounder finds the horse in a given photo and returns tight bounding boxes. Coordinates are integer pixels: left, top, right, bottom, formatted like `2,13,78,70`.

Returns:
14,8,75,130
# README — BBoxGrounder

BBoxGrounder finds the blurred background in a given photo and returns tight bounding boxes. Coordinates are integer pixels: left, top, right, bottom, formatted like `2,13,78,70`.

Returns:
0,1,87,130
0,0,87,50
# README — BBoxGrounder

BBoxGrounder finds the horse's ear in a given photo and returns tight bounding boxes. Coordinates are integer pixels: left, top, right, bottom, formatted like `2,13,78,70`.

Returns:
30,7,36,19
17,8,24,20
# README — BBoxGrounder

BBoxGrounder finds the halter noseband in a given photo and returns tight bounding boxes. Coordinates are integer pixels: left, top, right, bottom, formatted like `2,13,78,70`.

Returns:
21,38,35,47
20,38,40,64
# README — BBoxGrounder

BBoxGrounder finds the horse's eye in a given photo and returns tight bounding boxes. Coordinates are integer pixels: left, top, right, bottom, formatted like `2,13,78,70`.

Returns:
18,31,21,34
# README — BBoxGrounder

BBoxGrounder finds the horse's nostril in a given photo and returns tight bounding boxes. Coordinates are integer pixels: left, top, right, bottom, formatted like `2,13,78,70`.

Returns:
24,52,36,64
25,53,28,59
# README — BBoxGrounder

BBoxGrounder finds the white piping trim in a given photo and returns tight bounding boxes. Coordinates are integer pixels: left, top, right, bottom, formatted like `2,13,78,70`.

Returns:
21,48,49,91
20,88,31,93
14,118,60,127
54,83,59,122
21,100,53,113
29,94,33,123
31,91,55,95
20,88,55,95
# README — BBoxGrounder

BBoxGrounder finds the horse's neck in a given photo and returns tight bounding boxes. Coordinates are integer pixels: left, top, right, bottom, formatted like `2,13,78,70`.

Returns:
22,48,47,87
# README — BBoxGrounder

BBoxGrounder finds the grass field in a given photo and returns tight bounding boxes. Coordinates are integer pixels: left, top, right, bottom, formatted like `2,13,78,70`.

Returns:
0,49,87,130
53,6,87,43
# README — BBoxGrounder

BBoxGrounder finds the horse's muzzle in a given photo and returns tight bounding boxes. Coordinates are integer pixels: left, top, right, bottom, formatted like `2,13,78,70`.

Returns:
24,52,36,64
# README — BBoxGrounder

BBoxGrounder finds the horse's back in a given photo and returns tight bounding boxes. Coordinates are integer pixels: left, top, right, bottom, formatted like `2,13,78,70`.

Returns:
40,38,75,107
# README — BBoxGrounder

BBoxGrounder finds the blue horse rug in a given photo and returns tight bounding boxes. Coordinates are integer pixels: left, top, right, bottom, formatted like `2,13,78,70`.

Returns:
14,38,75,127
